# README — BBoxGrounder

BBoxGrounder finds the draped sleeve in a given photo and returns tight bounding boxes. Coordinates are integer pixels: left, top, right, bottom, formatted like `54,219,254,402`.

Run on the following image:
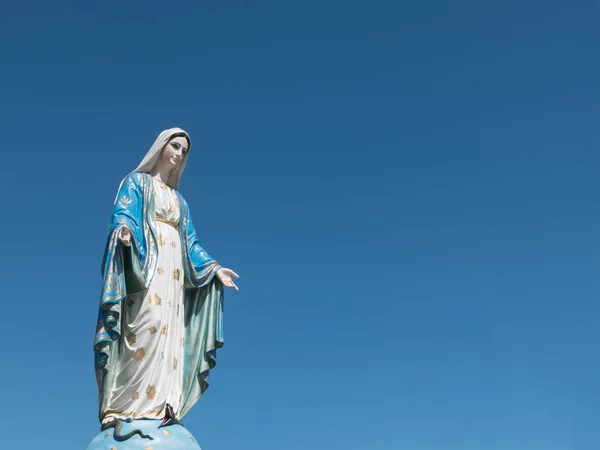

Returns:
178,194,221,287
94,173,151,392
177,194,225,416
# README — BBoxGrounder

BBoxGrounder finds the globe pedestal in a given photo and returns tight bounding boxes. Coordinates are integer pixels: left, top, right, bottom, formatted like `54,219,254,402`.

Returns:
86,419,201,450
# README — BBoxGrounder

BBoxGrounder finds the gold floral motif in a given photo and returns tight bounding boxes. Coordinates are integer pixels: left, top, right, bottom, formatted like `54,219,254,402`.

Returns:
167,203,174,215
148,325,157,335
163,429,171,436
126,332,136,346
159,234,165,247
162,324,169,336
173,357,178,370
118,195,132,209
133,347,146,361
111,447,117,450
172,268,180,281
146,385,156,400
144,446,154,450
104,433,111,438
157,267,164,275
150,293,162,306
132,391,140,401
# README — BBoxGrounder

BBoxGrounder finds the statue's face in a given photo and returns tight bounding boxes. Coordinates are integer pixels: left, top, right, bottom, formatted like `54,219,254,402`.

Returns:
159,136,189,169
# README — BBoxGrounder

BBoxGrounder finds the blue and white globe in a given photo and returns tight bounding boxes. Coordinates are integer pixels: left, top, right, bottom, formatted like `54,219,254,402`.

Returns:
86,419,201,450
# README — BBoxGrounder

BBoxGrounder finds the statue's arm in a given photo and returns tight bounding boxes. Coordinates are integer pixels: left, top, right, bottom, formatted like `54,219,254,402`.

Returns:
110,174,144,243
185,200,219,267
183,197,239,290
181,197,222,287
100,174,145,279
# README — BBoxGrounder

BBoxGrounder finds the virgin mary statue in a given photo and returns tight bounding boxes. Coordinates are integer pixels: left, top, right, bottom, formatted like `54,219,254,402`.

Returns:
87,128,239,448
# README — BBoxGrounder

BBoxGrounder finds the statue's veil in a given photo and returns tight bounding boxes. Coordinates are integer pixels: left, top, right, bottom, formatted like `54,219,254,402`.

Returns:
114,128,191,202
133,127,191,189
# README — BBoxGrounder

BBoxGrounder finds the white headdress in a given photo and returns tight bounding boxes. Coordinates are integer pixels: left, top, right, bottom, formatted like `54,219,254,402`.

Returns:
114,127,192,203
133,127,191,189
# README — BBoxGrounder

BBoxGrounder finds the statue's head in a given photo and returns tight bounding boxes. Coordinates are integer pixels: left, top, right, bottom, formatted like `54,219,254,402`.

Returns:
157,133,190,172
134,128,192,190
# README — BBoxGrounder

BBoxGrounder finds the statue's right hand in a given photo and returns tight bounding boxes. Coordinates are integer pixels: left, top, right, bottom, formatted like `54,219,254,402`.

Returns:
118,227,132,247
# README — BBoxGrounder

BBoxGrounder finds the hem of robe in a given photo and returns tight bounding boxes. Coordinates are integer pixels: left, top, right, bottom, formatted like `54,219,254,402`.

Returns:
101,409,167,422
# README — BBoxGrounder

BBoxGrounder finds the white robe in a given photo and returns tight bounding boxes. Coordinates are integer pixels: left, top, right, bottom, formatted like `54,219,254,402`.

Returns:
102,178,186,422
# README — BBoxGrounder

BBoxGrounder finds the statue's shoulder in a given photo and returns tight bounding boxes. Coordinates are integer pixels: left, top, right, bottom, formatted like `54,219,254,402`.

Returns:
122,172,148,188
176,190,189,208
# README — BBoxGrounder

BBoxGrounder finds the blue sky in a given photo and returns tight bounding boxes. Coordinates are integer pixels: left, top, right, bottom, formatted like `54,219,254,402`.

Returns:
0,1,598,449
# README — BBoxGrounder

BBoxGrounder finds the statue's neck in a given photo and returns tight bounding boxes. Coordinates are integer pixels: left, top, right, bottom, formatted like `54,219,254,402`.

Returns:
149,165,173,185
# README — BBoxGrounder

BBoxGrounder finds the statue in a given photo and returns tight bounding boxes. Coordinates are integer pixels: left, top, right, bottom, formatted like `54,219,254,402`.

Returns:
86,128,239,449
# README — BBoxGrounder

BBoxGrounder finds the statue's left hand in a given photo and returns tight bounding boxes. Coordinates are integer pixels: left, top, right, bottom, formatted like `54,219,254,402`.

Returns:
217,268,240,290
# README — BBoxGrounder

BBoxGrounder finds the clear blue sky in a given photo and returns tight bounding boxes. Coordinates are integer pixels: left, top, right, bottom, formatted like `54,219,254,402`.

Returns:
0,1,598,449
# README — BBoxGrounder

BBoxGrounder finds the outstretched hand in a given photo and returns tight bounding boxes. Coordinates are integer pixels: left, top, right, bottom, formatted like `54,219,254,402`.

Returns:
217,268,240,290
118,227,132,247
